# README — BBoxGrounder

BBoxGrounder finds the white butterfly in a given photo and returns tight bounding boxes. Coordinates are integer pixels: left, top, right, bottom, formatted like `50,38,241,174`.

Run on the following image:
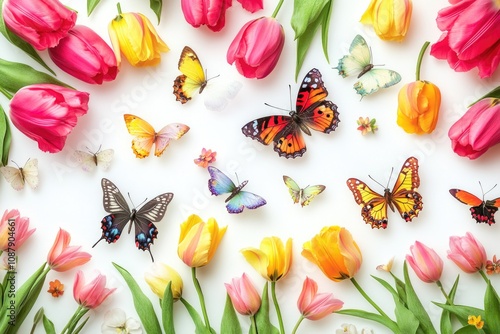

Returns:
283,175,326,207
335,35,401,97
73,147,114,172
203,79,242,112
0,158,39,191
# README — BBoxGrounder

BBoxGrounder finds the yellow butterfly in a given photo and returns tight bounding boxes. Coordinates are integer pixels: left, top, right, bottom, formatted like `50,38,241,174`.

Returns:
283,175,326,207
124,114,190,159
173,46,207,104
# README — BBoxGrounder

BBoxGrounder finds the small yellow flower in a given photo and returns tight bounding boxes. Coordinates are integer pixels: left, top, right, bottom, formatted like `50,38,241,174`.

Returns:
144,262,183,300
376,257,394,272
468,315,484,329
360,0,413,42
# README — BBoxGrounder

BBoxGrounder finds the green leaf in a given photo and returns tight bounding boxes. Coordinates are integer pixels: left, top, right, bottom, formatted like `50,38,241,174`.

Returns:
371,275,403,304
113,263,162,334
150,0,163,24
180,298,212,334
393,297,419,334
391,272,407,306
320,0,333,63
73,316,90,334
469,85,500,107
42,314,56,334
485,280,500,332
29,308,44,334
87,0,102,16
337,309,402,334
162,281,175,334
440,275,460,333
220,293,242,334
434,302,488,331
255,283,280,334
403,262,437,334
295,14,322,81
291,0,329,39
455,325,485,334
0,105,11,166
0,0,55,75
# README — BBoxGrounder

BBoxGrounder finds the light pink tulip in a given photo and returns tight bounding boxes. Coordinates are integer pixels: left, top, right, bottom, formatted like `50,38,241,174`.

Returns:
48,25,118,84
406,241,443,283
237,0,263,13
227,17,285,79
47,229,91,272
297,277,343,320
448,232,487,273
181,0,232,32
0,209,35,252
9,84,89,153
448,98,500,159
224,273,261,316
73,270,116,309
2,0,76,50
430,0,500,78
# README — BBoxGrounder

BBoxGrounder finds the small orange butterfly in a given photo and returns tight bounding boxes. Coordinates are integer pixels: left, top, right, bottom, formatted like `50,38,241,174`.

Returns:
449,184,500,225
123,114,190,159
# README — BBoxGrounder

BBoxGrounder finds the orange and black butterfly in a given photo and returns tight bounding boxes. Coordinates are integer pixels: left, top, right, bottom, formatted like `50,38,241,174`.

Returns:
449,186,500,225
241,68,340,159
346,157,423,229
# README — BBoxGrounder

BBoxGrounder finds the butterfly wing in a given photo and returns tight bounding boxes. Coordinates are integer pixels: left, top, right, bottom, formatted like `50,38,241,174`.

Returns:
390,157,423,222
296,68,340,134
95,149,114,171
347,178,389,228
226,191,267,214
300,185,326,207
74,150,97,172
154,124,190,157
207,166,236,196
173,46,206,103
0,166,24,190
22,158,39,189
336,35,371,78
354,69,401,97
124,114,156,158
203,79,242,112
283,175,301,204
450,189,500,225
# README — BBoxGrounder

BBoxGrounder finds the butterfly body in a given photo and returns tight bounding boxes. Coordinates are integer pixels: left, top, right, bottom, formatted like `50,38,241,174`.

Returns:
346,157,423,229
242,68,339,159
283,175,325,207
94,178,173,261
208,166,266,214
0,158,39,190
449,188,500,225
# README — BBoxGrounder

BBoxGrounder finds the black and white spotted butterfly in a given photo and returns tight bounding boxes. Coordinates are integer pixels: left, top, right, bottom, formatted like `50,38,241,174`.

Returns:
93,178,173,261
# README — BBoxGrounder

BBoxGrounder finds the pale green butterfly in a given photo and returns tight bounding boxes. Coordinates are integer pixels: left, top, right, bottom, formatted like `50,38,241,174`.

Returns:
283,175,326,207
335,35,401,97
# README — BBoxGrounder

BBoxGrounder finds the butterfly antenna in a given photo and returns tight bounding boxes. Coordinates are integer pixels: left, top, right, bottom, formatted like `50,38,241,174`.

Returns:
386,167,395,189
480,181,498,198
289,85,293,111
148,249,155,262
235,172,241,186
368,174,386,189
264,103,290,113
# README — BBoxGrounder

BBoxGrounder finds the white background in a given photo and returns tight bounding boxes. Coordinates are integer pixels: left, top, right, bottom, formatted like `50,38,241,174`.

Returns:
1,0,500,333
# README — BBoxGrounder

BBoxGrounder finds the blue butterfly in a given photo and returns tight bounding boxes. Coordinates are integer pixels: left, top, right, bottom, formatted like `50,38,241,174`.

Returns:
207,166,266,214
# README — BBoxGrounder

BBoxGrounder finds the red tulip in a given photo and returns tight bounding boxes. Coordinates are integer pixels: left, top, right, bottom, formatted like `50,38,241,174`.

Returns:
406,241,443,283
181,0,232,32
48,25,118,84
47,229,91,272
73,270,116,309
448,232,487,273
448,97,500,159
224,273,261,316
297,277,343,320
227,17,285,79
9,84,89,153
2,0,76,50
430,0,500,78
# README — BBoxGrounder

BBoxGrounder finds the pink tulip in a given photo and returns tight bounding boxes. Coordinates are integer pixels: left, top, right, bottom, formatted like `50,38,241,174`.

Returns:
2,0,76,50
48,25,118,84
181,0,232,32
406,241,443,283
73,270,116,309
448,232,487,273
47,229,91,272
448,98,500,159
224,273,261,316
227,17,285,79
9,84,89,153
297,277,343,320
430,0,500,78
0,209,35,252
237,0,264,13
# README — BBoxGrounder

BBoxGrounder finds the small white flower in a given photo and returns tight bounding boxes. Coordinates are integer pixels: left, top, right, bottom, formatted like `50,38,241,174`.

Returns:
336,323,358,334
101,308,142,334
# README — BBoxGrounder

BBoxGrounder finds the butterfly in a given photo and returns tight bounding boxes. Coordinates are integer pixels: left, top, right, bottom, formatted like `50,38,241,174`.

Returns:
173,46,241,111
283,175,325,207
0,158,39,191
124,114,190,158
207,166,266,214
449,186,500,225
73,147,114,172
93,178,174,261
335,34,401,97
241,68,340,159
346,156,423,229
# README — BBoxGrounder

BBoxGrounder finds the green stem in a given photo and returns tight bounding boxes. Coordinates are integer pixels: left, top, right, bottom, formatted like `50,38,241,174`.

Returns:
291,315,304,334
271,281,285,334
478,269,490,284
350,277,390,319
435,280,453,305
415,41,430,81
271,0,284,18
116,2,122,14
192,267,211,331
61,305,86,334
0,86,13,100
250,315,258,334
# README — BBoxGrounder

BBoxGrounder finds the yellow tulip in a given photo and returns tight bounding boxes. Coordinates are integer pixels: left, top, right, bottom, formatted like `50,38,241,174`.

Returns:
302,226,362,282
360,0,413,42
108,4,169,67
177,214,227,268
144,262,183,300
241,236,292,282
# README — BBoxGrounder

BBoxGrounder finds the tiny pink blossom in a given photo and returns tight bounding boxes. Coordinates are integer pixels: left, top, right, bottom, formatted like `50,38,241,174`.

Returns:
225,273,261,316
47,228,91,272
447,232,487,273
297,277,344,320
73,270,116,309
194,148,217,168
406,241,443,283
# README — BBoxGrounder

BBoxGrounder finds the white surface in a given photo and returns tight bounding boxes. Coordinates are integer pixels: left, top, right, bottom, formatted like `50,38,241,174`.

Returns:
1,0,500,333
